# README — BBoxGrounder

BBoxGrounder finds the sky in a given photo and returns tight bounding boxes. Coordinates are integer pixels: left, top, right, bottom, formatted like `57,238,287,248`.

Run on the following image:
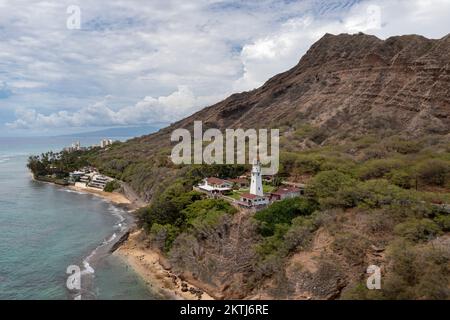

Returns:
0,0,449,136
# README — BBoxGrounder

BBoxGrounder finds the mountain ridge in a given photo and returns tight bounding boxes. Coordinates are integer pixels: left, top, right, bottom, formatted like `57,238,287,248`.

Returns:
28,33,450,300
136,32,449,151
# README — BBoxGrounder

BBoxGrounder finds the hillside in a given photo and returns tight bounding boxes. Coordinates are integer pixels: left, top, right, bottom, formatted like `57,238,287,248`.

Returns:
172,32,450,137
92,32,450,200
28,33,450,300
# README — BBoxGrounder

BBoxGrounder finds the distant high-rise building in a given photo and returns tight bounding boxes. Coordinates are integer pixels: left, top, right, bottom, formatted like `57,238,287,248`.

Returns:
72,141,81,150
100,139,113,148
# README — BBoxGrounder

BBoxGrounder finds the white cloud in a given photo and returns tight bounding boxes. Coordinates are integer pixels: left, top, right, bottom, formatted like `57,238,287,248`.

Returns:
9,81,46,89
6,86,223,129
1,0,449,133
233,0,450,91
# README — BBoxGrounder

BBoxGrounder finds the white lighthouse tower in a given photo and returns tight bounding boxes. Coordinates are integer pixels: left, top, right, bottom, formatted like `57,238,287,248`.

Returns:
250,159,264,196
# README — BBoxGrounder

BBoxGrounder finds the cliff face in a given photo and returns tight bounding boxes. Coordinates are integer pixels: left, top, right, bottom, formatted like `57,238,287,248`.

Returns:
99,33,450,299
159,32,450,140
103,33,450,200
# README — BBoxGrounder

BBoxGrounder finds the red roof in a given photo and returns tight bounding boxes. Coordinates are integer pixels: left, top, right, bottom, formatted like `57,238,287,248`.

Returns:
227,178,249,184
240,193,258,199
240,193,268,200
206,177,229,185
272,187,301,195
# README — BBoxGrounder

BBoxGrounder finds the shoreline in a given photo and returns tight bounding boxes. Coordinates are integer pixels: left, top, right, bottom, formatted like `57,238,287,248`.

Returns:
33,175,213,300
114,229,214,300
32,174,135,208
69,183,132,207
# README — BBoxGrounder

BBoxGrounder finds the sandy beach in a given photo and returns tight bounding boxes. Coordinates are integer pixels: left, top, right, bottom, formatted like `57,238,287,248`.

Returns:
114,230,214,300
69,182,131,205
35,175,212,300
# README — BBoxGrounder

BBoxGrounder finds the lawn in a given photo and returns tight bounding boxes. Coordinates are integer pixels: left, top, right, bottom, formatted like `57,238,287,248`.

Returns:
229,184,276,200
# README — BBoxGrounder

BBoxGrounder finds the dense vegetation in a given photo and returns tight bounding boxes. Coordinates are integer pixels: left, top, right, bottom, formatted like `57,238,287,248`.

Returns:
139,183,237,252
104,180,121,192
27,128,450,299
27,148,101,179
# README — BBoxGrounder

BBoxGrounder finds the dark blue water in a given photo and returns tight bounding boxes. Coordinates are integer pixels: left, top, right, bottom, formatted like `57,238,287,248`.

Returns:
0,137,159,300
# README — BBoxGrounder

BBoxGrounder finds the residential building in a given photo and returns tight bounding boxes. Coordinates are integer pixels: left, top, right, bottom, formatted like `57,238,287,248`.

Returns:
196,177,233,196
237,193,270,208
88,174,113,190
270,186,302,202
79,172,95,184
227,178,249,189
69,171,85,182
100,139,113,148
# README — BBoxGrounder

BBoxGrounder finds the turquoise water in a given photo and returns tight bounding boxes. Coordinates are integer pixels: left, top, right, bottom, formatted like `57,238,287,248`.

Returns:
0,137,160,300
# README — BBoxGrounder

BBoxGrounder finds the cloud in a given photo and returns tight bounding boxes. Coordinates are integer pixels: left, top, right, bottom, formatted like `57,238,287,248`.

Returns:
233,0,450,91
1,0,449,133
6,86,223,129
0,82,12,99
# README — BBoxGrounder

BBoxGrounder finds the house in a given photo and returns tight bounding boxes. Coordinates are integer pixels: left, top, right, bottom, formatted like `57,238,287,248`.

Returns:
270,186,302,202
237,193,270,208
88,174,113,190
197,177,233,196
281,181,306,195
205,177,233,189
227,178,249,189
69,171,85,182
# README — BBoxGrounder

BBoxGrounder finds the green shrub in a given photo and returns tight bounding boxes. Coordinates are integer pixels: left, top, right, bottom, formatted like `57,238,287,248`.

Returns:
294,155,323,174
293,124,316,139
357,159,403,180
283,216,317,252
434,214,450,232
182,199,236,235
381,240,450,299
385,138,422,154
330,179,417,209
307,170,355,200
341,282,384,300
150,223,180,252
387,170,414,189
256,224,290,257
141,185,203,228
104,180,121,192
319,156,356,173
417,159,450,187
394,218,441,242
254,198,316,237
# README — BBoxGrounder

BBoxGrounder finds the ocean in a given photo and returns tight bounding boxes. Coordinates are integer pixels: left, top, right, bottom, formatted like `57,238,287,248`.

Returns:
0,136,161,300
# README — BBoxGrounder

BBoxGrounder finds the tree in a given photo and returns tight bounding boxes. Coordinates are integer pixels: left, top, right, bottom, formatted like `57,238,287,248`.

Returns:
254,197,316,237
104,180,121,192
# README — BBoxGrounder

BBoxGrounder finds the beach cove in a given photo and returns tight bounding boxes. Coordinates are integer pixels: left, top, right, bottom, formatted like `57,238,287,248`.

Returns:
53,181,214,300
0,136,159,299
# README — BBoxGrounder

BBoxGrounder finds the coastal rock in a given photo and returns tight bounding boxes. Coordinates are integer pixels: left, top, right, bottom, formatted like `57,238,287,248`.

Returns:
109,231,130,253
159,256,172,270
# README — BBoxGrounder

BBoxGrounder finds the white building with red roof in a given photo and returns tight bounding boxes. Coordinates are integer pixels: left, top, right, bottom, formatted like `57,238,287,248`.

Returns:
197,177,233,195
237,193,270,208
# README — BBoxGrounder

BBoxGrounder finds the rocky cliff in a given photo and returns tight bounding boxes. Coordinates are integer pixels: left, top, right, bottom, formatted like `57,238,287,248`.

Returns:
159,32,450,142
94,33,450,299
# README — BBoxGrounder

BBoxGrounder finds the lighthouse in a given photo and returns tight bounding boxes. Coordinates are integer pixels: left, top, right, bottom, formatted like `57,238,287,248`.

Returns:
250,159,264,196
